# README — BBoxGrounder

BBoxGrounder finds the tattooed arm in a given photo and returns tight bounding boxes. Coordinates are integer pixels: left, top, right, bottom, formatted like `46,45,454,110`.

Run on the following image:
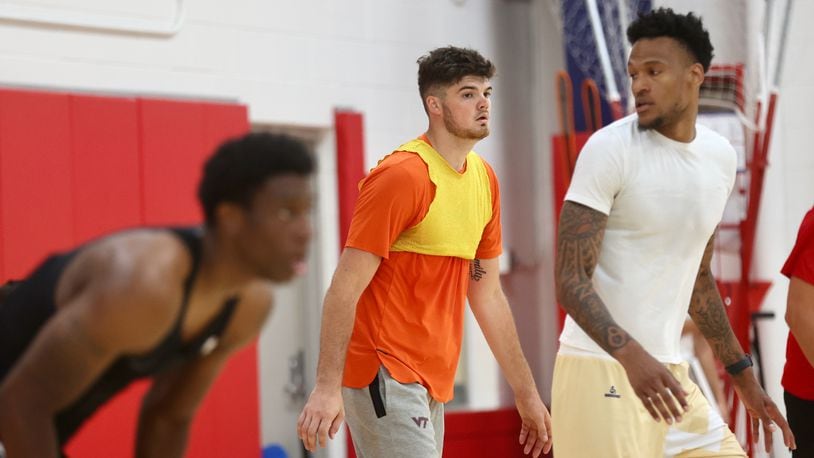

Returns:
688,234,795,452
555,201,628,352
687,235,744,365
555,201,688,423
468,257,551,457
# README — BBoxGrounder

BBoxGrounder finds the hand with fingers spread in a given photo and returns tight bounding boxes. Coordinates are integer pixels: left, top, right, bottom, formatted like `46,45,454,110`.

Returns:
515,392,553,457
614,340,688,424
731,369,797,453
297,386,345,452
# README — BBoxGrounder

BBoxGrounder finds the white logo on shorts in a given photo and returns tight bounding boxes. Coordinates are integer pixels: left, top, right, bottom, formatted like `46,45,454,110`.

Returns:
604,385,621,398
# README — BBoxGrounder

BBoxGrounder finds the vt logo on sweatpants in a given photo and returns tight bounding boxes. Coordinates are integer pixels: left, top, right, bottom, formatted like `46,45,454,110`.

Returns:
412,416,429,428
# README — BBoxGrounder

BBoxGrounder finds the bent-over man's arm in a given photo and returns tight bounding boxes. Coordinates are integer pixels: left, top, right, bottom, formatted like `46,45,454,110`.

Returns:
136,281,274,458
0,235,188,457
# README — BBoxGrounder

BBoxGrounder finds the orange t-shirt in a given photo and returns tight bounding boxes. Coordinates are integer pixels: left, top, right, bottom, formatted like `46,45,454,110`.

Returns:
342,140,502,402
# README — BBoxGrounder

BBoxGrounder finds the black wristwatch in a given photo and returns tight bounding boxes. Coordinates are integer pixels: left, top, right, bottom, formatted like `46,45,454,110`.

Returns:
725,354,753,375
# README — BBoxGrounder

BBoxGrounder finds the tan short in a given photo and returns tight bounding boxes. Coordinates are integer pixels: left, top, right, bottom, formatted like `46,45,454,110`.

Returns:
552,352,745,457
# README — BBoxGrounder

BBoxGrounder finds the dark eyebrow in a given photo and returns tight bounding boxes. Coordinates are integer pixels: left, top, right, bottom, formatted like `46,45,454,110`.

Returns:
628,58,668,68
457,85,493,93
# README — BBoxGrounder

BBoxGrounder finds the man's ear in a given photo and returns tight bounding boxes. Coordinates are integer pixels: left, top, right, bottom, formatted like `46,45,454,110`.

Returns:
689,62,706,87
426,95,442,115
215,202,245,236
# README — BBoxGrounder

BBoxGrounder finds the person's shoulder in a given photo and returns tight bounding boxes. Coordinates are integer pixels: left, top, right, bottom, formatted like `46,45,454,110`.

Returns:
85,229,191,284
75,229,193,317
470,153,498,182
363,151,429,192
591,114,637,144
375,151,427,177
695,124,738,164
695,123,733,146
799,207,814,244
60,229,194,353
579,115,634,159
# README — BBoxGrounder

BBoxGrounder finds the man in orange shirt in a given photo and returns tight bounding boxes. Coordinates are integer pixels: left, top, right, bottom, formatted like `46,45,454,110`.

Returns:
297,46,551,458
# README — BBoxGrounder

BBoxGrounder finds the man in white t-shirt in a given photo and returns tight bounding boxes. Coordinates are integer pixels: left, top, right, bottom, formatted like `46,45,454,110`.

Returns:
553,8,796,457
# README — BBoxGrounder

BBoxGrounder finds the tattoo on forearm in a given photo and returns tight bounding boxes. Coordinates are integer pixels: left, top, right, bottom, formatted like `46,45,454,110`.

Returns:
555,202,631,353
607,326,629,349
688,240,743,364
470,259,486,281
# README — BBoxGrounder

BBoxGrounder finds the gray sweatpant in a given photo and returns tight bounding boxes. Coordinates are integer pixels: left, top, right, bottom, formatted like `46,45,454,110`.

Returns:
342,366,445,458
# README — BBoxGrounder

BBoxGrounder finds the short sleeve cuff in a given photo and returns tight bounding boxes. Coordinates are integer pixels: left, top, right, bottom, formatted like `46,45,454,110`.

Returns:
475,246,502,260
345,239,390,259
563,192,612,216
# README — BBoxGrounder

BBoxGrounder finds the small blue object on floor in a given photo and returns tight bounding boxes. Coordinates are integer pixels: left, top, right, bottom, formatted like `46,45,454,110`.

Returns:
261,443,288,458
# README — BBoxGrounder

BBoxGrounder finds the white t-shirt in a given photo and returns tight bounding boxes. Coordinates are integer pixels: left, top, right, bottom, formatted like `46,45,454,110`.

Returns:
559,114,737,363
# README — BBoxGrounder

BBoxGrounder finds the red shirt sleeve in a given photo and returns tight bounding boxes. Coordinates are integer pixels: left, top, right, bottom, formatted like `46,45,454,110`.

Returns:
344,152,433,258
782,207,814,285
475,160,503,259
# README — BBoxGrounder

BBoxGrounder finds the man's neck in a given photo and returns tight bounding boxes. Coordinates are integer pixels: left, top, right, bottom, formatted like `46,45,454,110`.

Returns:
425,126,478,172
656,103,699,143
197,230,254,295
656,120,696,143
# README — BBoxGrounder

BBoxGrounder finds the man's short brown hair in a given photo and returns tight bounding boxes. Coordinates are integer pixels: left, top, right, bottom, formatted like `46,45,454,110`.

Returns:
417,46,496,110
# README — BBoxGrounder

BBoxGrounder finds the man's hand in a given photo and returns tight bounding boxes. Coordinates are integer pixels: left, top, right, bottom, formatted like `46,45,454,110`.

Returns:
297,386,344,452
732,371,796,453
515,392,552,457
615,341,688,424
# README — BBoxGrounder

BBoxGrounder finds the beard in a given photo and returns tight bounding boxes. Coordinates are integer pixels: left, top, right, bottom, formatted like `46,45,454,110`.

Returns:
637,114,666,130
442,105,489,140
638,100,687,131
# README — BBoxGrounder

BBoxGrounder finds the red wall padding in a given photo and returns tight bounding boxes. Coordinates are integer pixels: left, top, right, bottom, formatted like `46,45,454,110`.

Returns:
334,110,366,248
70,94,143,243
203,102,250,152
139,98,208,225
0,88,258,457
444,409,552,457
0,90,74,279
347,408,552,458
